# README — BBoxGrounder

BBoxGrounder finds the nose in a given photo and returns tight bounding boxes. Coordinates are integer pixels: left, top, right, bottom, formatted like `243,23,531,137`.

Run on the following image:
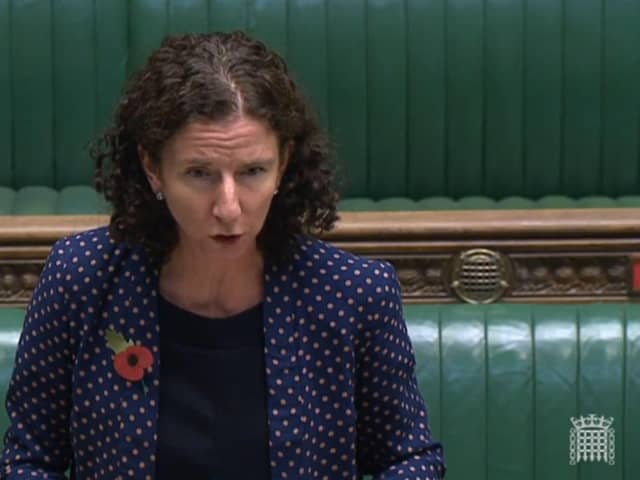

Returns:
212,176,241,223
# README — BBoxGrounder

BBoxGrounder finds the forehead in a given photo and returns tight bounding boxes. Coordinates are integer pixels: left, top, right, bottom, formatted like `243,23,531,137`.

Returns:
163,116,279,161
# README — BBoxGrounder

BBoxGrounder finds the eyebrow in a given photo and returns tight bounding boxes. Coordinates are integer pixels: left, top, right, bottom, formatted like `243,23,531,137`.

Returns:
184,157,277,166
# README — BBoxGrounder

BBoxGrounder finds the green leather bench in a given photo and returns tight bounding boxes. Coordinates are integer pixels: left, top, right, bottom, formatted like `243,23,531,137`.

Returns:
1,0,640,212
1,303,638,479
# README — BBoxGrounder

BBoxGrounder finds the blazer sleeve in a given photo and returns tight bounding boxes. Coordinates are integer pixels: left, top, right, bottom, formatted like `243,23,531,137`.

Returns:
355,262,446,479
0,240,74,479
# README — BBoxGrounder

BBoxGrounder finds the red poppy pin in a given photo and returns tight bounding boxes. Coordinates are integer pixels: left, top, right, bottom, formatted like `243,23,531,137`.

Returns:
105,328,153,394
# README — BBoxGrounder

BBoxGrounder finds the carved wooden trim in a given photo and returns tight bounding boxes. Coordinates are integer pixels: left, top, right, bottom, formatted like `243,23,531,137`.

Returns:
387,256,450,300
0,260,42,306
2,210,640,306
369,253,631,303
509,254,629,297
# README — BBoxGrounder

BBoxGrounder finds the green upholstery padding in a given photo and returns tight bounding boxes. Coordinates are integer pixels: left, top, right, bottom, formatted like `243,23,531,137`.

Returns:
1,303,638,479
0,308,24,443
339,195,640,211
0,186,110,215
1,0,639,200
2,187,640,214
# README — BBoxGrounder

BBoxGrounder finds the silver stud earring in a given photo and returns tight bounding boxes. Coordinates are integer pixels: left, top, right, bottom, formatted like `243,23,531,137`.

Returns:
273,189,279,196
156,191,165,201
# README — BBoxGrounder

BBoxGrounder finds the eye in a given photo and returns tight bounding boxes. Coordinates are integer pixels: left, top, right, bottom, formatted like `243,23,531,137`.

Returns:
186,168,210,179
243,166,266,176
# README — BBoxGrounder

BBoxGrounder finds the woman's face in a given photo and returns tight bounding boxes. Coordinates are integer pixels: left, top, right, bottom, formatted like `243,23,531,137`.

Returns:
141,116,287,260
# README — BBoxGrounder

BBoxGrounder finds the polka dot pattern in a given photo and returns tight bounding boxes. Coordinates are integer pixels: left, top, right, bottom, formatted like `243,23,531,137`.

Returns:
1,227,445,479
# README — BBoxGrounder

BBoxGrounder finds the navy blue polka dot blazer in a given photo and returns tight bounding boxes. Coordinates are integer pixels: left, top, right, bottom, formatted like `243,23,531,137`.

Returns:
1,226,445,479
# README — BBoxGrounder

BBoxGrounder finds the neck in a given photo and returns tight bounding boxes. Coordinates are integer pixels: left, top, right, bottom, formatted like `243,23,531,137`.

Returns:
158,241,265,318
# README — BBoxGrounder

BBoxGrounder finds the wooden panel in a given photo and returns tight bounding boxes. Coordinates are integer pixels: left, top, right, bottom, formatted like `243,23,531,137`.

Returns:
2,210,640,306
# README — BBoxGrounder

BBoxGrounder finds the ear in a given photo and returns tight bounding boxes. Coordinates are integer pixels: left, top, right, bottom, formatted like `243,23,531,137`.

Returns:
138,145,162,192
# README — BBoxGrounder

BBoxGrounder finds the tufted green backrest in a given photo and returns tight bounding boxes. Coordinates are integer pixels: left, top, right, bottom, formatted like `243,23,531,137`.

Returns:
1,0,639,200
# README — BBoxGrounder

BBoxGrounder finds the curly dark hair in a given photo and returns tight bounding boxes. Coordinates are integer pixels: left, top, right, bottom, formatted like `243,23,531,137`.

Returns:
92,31,339,267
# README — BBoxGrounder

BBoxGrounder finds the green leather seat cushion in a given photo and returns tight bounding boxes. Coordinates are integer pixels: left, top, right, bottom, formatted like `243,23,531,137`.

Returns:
0,186,110,215
1,303,638,479
340,195,640,211
2,187,640,214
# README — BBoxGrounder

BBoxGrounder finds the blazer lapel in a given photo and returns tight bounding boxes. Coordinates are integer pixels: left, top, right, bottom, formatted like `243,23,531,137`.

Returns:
262,260,306,476
105,254,161,479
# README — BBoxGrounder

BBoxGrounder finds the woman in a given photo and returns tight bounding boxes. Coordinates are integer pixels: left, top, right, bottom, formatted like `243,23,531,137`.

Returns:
1,32,445,479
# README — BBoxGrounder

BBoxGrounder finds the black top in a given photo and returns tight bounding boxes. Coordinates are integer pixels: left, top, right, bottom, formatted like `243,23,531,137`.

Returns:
155,293,271,479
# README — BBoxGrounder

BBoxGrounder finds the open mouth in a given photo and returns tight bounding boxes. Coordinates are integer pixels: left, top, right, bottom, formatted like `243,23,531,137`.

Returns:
212,234,242,244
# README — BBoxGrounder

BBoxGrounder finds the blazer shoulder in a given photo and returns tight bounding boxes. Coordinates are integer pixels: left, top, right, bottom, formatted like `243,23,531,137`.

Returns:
57,225,143,262
295,236,398,290
50,225,149,291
